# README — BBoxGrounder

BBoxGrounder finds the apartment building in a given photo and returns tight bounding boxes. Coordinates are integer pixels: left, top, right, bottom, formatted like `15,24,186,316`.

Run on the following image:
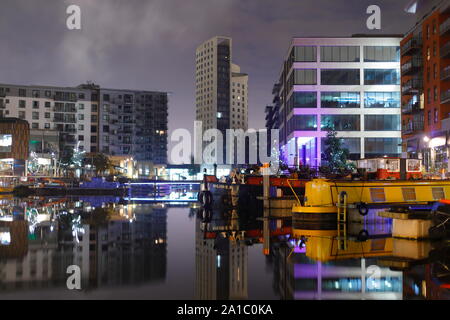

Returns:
195,36,248,165
0,83,169,165
401,0,450,171
0,84,93,157
271,35,402,167
97,88,168,163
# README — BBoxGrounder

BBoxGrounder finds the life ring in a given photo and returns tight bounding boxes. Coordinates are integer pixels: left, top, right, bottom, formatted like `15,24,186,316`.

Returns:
357,229,369,241
198,190,213,206
357,203,369,216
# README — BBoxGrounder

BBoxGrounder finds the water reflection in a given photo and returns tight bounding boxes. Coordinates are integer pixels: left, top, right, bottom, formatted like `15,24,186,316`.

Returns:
1,195,450,300
0,196,167,291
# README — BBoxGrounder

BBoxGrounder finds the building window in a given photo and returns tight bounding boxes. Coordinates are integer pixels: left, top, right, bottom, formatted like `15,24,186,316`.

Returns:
434,108,438,123
364,92,400,108
103,94,110,101
92,104,98,112
363,46,400,62
79,103,84,110
364,115,400,131
32,90,40,98
44,123,50,129
364,69,399,85
45,112,50,118
32,123,39,129
294,69,317,85
19,89,26,97
45,101,51,108
292,46,317,62
365,138,401,157
321,137,361,158
321,115,360,131
18,111,25,119
78,114,84,120
321,92,360,108
19,100,26,108
32,112,39,120
78,124,84,131
45,90,51,97
32,101,39,109
78,135,84,141
321,69,360,85
289,92,317,110
428,110,432,125
434,86,438,102
287,115,317,132
320,46,360,62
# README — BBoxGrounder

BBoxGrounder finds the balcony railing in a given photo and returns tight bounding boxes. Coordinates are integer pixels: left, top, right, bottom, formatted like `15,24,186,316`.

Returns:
441,17,450,36
441,41,450,59
442,66,450,81
403,120,424,135
402,78,423,95
442,90,450,104
401,58,422,76
402,99,421,114
401,36,422,56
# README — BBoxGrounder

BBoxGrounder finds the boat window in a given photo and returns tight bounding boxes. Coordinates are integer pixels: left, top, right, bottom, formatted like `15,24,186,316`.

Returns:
386,159,400,172
407,159,421,172
370,188,386,202
432,187,445,200
402,187,416,201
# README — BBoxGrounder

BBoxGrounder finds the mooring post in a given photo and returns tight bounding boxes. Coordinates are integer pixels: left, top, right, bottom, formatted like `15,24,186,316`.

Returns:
262,163,270,255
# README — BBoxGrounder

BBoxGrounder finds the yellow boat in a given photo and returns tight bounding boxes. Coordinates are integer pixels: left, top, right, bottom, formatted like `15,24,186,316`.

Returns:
291,179,450,219
292,229,393,262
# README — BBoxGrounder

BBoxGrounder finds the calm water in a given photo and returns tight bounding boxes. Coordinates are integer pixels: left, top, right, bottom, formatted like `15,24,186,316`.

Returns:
0,194,449,300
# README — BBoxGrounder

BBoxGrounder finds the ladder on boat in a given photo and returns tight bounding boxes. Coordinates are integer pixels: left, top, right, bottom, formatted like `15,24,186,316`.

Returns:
337,191,348,251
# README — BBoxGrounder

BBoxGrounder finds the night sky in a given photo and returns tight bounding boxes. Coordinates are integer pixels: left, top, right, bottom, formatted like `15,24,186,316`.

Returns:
0,0,417,162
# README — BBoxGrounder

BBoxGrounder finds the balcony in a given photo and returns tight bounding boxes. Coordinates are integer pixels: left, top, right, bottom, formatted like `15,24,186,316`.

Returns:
441,41,450,59
402,120,424,135
442,65,450,81
401,58,422,76
54,117,76,123
442,90,450,104
441,17,450,36
402,78,423,95
402,98,421,114
443,1,450,14
401,37,422,56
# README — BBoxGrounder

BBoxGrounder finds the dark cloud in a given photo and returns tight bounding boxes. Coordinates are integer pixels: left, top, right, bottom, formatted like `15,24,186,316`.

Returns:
0,0,416,162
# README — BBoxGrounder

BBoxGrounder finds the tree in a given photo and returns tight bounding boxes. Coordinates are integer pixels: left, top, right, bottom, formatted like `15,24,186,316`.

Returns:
92,153,112,176
321,124,355,175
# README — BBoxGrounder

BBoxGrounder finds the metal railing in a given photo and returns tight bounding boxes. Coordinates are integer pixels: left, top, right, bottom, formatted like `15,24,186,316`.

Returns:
440,17,450,36
441,65,450,81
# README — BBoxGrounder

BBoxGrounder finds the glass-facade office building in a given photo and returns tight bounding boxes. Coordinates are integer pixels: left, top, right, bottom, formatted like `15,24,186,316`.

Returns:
273,36,403,167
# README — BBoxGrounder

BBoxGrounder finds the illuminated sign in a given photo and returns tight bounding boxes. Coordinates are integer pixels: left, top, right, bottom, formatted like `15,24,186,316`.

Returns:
0,134,12,152
0,227,11,245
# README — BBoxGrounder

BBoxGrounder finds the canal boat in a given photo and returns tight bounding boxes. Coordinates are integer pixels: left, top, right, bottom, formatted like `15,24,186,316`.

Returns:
357,158,422,180
292,178,450,224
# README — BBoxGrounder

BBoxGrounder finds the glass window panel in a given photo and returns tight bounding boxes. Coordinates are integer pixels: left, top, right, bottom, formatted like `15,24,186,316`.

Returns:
364,92,400,108
294,69,317,85
321,92,360,108
321,69,360,85
287,115,317,132
364,138,401,156
363,46,400,62
321,115,360,131
364,69,400,85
